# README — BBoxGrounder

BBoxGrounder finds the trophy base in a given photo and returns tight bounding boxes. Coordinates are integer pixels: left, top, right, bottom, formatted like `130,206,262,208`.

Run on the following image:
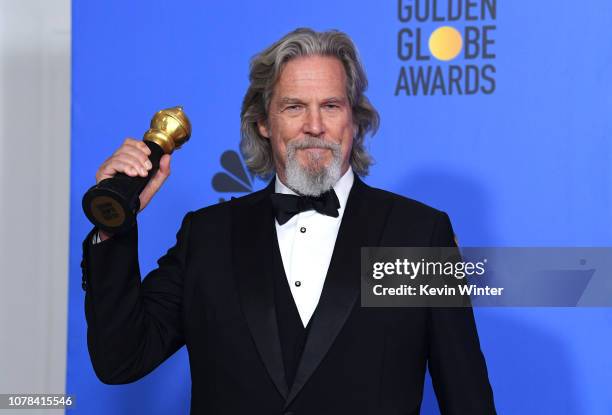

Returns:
82,178,140,234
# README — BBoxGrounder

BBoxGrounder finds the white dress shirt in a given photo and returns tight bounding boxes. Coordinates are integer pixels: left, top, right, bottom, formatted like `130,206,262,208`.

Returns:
274,167,354,327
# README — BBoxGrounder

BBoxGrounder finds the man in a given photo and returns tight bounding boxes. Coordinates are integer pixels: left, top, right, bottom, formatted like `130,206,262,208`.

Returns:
82,28,496,414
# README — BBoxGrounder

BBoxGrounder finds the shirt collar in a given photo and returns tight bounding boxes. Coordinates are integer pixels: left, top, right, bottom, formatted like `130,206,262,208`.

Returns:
274,166,355,210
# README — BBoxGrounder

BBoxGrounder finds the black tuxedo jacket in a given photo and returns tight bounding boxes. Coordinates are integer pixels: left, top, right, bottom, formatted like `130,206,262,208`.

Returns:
82,176,496,415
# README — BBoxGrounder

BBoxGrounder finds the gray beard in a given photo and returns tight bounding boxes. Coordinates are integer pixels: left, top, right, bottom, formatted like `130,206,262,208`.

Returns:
284,136,343,196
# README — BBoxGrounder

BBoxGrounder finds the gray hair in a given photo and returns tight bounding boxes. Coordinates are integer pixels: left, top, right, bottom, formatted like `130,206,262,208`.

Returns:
240,28,380,179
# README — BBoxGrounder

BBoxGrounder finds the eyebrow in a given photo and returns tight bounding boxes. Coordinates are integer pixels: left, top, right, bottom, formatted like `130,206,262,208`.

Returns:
278,97,306,105
278,96,347,105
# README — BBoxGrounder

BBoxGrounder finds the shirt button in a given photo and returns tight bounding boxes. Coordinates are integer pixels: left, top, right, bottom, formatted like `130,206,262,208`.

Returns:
300,227,306,233
295,281,301,287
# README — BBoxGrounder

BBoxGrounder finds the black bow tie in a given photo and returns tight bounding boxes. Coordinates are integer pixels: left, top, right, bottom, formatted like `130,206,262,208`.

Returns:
270,189,340,225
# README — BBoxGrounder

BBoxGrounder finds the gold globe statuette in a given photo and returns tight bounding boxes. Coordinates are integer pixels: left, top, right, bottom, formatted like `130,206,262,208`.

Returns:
82,106,192,234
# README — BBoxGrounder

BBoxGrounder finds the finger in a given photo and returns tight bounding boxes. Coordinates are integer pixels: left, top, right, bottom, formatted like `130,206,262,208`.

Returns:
139,183,159,210
121,137,143,148
146,166,168,191
116,140,150,156
158,154,171,175
132,140,151,155
96,159,140,183
115,145,152,170
109,159,141,176
139,169,169,210
120,138,152,156
111,153,149,176
139,155,172,207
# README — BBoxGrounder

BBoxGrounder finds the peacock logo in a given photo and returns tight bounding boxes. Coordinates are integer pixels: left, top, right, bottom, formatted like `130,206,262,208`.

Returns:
212,150,256,202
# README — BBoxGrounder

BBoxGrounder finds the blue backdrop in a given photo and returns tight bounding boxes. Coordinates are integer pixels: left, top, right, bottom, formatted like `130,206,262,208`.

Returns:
68,1,612,413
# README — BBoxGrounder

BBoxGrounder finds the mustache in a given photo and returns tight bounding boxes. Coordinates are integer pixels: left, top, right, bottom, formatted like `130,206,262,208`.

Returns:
287,136,341,151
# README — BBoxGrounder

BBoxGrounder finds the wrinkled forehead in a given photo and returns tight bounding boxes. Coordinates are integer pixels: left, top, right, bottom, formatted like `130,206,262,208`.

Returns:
272,55,349,102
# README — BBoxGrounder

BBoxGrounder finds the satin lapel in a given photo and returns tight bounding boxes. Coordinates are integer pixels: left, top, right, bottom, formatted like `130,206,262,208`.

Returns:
284,177,392,408
233,180,289,400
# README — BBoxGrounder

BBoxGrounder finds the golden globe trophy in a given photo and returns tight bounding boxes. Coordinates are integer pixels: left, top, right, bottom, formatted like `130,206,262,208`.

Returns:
82,106,191,234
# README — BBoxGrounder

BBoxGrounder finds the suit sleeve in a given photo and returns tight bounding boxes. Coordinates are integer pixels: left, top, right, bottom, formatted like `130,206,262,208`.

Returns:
427,211,497,414
81,212,193,384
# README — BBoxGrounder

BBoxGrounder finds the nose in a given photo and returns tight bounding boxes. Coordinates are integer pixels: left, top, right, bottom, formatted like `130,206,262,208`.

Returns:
303,107,324,137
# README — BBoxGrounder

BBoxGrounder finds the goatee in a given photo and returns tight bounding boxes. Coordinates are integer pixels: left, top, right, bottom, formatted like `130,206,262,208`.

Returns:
284,136,343,196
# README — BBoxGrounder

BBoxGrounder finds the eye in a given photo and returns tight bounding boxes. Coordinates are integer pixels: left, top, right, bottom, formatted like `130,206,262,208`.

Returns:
323,103,340,110
283,105,302,112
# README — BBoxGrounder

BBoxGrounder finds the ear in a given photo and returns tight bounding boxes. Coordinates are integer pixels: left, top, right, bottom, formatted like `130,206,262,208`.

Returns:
257,119,270,139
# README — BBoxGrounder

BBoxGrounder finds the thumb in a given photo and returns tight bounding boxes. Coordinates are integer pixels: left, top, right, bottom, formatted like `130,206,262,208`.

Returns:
138,154,171,211
158,154,171,176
